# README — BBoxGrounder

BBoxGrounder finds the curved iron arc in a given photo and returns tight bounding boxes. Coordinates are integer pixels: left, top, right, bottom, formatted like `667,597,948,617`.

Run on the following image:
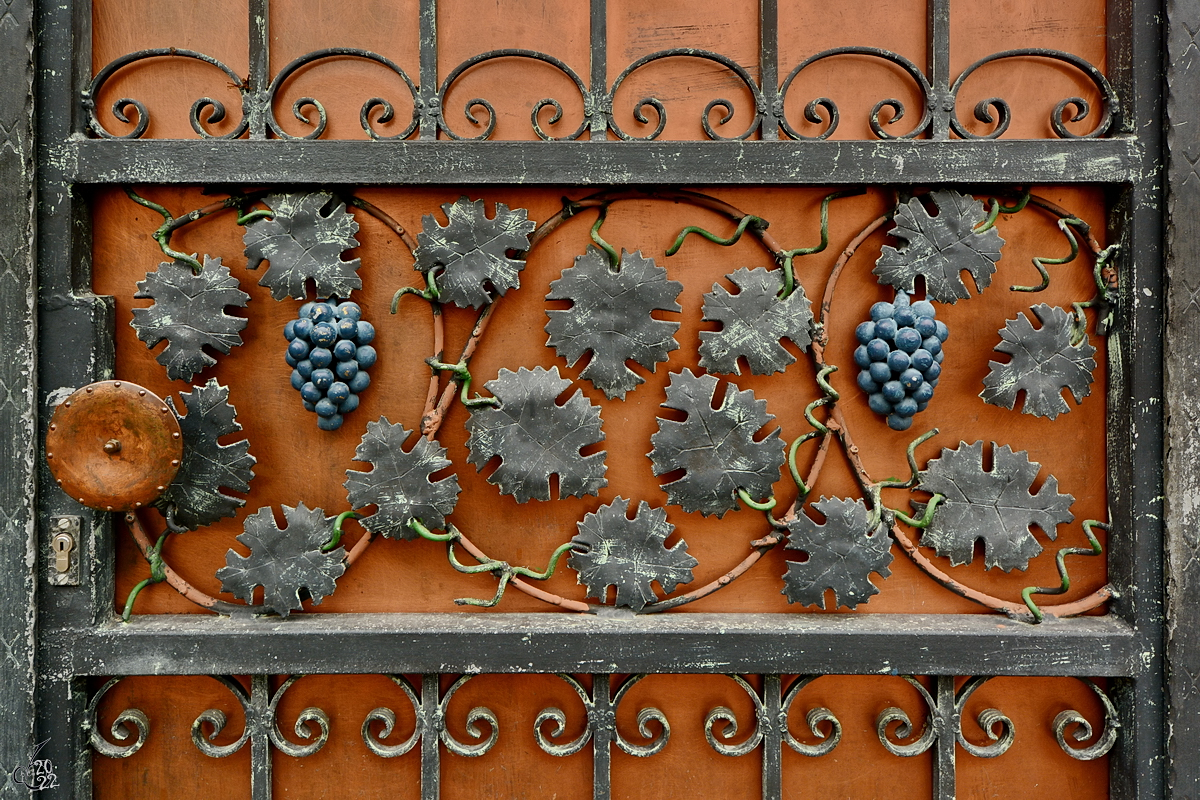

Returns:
436,49,591,141
85,49,248,139
438,675,499,757
876,676,940,757
611,674,670,756
606,48,765,141
948,48,1117,140
1053,678,1120,760
534,674,595,757
777,47,933,140
780,676,841,756
265,675,330,757
953,676,1015,758
264,48,420,140
86,677,151,758
704,674,766,757
362,675,424,757
192,675,253,758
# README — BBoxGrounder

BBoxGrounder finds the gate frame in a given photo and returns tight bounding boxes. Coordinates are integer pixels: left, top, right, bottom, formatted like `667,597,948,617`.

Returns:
0,0,1183,797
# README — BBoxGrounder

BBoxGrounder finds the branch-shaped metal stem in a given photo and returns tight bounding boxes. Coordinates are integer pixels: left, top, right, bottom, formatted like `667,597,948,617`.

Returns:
408,520,589,611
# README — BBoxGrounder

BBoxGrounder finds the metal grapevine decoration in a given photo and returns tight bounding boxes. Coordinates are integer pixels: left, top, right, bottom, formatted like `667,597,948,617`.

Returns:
155,380,256,530
873,189,1005,303
648,369,784,517
217,503,345,616
782,497,893,609
414,196,536,309
131,256,250,383
568,497,698,610
545,246,683,399
465,366,608,503
852,292,948,432
285,299,377,431
243,192,363,300
698,267,813,375
345,418,461,539
980,304,1097,419
98,185,1116,623
916,441,1075,571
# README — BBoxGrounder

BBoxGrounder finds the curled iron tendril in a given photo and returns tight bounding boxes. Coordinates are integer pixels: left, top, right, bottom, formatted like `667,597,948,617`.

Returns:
535,674,670,758
86,677,150,759
949,49,1118,140
191,675,329,759
876,676,939,757
85,48,248,139
363,675,498,758
778,47,933,140
607,48,764,141
704,675,840,758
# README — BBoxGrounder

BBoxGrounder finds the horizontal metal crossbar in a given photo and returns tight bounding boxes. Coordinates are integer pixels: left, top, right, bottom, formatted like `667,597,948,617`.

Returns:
51,613,1143,677
60,138,1143,186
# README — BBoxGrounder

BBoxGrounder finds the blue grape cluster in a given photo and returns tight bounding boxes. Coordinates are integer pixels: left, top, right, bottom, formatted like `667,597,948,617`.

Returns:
853,293,948,431
285,300,377,431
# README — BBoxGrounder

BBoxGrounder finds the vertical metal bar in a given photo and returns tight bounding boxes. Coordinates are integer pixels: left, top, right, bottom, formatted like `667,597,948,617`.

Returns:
931,676,956,800
588,0,608,140
247,0,270,139
1165,0,1200,796
36,0,116,796
421,674,440,800
926,0,951,140
758,0,779,140
418,0,440,140
1108,0,1164,796
761,676,782,800
250,676,272,800
591,675,612,800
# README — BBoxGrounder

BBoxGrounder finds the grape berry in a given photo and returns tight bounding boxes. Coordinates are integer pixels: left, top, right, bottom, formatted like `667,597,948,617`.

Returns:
853,293,947,431
285,300,376,431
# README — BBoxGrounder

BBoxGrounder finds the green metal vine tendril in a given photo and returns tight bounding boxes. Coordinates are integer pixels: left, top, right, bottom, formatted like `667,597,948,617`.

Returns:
1021,520,1107,623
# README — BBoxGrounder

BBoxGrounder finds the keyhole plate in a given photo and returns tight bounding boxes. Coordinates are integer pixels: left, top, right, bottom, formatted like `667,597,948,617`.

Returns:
45,381,183,511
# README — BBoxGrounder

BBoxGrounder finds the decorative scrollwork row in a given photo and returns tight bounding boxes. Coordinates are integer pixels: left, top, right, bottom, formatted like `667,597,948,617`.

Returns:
88,674,1120,765
84,44,1116,141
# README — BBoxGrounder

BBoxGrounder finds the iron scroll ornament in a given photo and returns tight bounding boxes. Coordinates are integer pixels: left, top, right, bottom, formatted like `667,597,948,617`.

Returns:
83,183,1117,625
83,43,1118,141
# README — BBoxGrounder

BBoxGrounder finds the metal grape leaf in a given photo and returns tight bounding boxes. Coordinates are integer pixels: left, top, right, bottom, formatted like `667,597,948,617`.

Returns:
344,417,461,539
699,267,813,375
648,369,784,517
545,247,683,399
243,192,362,300
216,503,345,617
465,366,607,503
873,190,1005,303
568,497,698,610
917,440,1074,571
781,496,893,609
414,196,536,309
155,379,256,530
980,304,1097,419
131,256,249,382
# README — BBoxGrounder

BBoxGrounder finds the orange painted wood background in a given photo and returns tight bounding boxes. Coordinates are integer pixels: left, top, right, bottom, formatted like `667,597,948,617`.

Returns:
88,0,1114,797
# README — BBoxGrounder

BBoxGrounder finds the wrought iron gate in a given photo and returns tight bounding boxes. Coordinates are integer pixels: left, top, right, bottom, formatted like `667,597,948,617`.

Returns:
0,0,1186,796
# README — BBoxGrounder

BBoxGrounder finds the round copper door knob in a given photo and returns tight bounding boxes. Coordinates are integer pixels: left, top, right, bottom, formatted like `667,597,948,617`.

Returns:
45,380,183,511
